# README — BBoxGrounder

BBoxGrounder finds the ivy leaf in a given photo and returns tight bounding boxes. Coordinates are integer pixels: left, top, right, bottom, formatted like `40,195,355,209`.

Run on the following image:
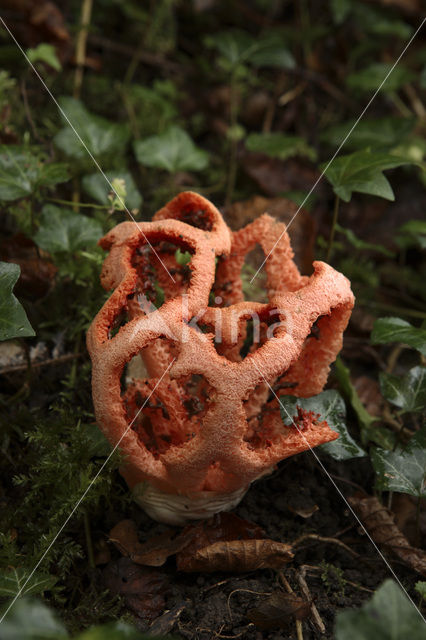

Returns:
0,148,68,202
346,63,414,93
206,30,295,70
0,598,68,639
371,426,426,498
335,579,425,640
27,43,62,71
245,133,316,161
371,317,426,356
54,97,130,160
380,366,426,414
247,36,295,69
205,30,257,67
134,126,209,173
321,150,412,202
34,205,103,254
0,567,57,598
320,116,415,151
0,262,35,341
82,171,142,210
279,390,366,461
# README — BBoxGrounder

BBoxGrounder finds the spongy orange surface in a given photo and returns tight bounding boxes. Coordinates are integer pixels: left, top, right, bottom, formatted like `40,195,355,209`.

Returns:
87,192,354,495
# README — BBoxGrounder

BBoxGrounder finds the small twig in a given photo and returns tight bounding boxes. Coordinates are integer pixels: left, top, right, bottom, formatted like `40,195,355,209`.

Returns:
21,79,42,142
278,573,304,640
87,34,180,71
46,197,110,210
0,353,80,376
296,565,326,634
328,473,368,495
403,83,426,118
292,533,359,559
386,344,403,374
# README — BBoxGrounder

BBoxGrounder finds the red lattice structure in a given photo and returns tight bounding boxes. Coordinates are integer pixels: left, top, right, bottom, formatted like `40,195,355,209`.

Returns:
87,192,354,523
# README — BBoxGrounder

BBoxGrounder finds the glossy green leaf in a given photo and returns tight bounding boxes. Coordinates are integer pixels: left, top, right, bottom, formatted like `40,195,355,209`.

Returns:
346,63,414,93
248,41,295,69
279,390,366,461
34,205,103,254
335,579,425,640
320,116,415,151
0,148,68,202
0,598,68,639
205,30,257,67
371,426,426,498
371,317,426,356
134,126,209,173
380,366,426,414
82,171,142,210
246,133,316,161
206,30,295,70
27,43,61,71
321,150,411,202
0,568,56,599
0,262,35,341
54,97,130,160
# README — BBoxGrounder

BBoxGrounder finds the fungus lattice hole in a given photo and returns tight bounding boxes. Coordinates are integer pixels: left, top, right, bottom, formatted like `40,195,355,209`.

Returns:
211,307,288,362
243,383,290,451
241,245,267,303
177,204,213,231
122,371,214,458
107,308,129,340
131,238,195,307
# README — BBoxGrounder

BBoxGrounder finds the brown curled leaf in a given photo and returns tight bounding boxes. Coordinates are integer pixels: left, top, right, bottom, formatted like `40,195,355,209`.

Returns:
348,494,426,577
248,590,312,630
177,538,294,573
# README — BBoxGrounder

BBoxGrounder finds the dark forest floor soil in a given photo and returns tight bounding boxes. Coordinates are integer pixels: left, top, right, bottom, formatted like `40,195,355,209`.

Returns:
105,452,416,640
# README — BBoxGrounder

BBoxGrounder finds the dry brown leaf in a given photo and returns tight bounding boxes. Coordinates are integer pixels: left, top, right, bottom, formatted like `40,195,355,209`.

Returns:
353,376,384,418
242,154,323,198
109,519,141,557
177,538,294,573
103,557,169,620
392,494,426,545
248,590,311,630
287,503,319,519
0,234,57,300
349,494,426,577
109,519,194,567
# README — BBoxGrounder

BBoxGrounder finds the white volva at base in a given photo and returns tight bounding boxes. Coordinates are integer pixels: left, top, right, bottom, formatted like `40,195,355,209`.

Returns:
132,482,250,525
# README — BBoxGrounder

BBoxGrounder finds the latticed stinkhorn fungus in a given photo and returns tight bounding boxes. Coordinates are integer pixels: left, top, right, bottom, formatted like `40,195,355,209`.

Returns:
87,192,354,524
